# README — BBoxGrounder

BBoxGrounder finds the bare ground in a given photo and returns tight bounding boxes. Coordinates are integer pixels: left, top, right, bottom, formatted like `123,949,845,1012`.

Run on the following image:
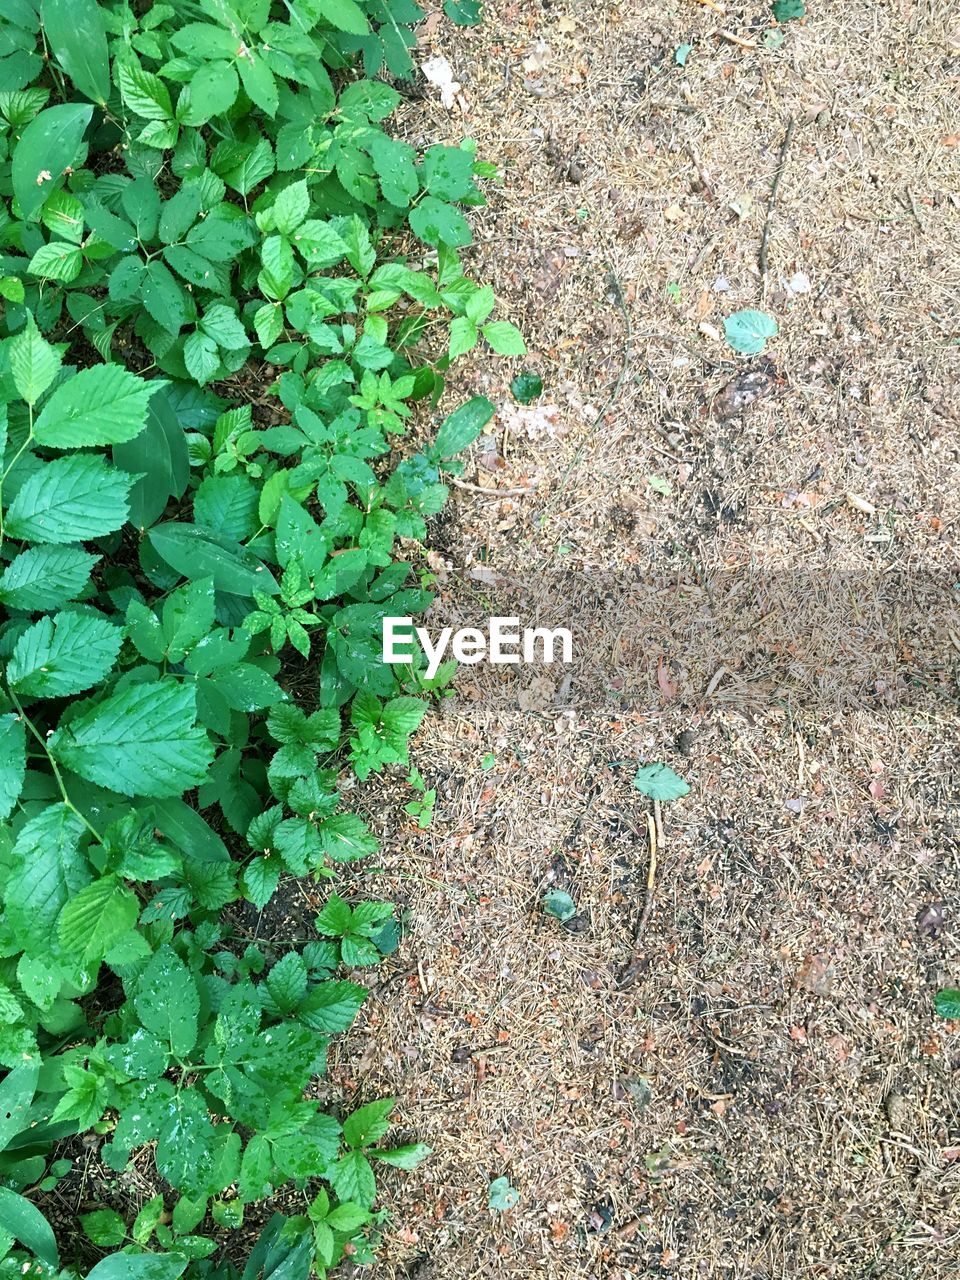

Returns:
328,2,960,1278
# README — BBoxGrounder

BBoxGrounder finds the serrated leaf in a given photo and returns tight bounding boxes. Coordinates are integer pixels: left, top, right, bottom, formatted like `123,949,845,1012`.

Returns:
0,545,97,611
371,1142,432,1169
723,309,778,355
4,454,134,543
143,260,188,335
409,196,472,248
632,762,690,802
35,365,162,448
319,0,370,34
176,60,239,126
0,715,25,822
201,303,248,351
342,1098,395,1149
118,60,172,121
328,1150,375,1206
237,50,278,117
7,610,121,699
8,313,61,405
298,981,366,1033
482,320,526,356
49,678,213,798
271,179,309,235
184,330,221,384
27,240,83,282
511,370,543,404
134,945,199,1056
59,875,139,966
80,1208,126,1247
5,804,89,944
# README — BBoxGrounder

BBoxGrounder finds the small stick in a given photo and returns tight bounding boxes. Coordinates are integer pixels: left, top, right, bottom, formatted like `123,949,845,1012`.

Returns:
450,475,532,498
759,117,797,292
617,810,659,987
716,29,758,49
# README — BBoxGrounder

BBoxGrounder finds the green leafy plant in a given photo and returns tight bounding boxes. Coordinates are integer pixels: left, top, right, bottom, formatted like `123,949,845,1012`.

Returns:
934,988,960,1020
0,0,524,1274
542,889,576,921
632,763,690,801
403,767,436,828
723,309,778,355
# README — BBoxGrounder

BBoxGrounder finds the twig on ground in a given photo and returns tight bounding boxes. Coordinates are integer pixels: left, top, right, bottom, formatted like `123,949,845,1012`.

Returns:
617,808,660,987
759,117,797,292
450,475,532,498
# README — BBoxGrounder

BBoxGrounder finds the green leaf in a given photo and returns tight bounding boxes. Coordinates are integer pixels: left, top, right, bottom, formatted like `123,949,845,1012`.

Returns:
49,678,213,798
5,804,89,944
7,610,121,699
159,186,202,244
319,0,370,34
42,0,111,105
488,1176,519,1211
143,260,187,335
113,384,190,530
134,945,199,1056
237,50,278,117
511,370,543,404
542,889,576,921
35,365,161,448
4,454,134,543
80,1208,126,1247
369,134,418,208
343,1098,395,1149
216,136,274,195
371,1142,432,1169
162,577,215,663
264,952,307,1014
184,331,221,384
86,1255,188,1279
448,316,477,359
723,309,778,355
934,988,960,1019
8,313,61,405
59,875,139,965
482,321,526,356
318,812,378,862
201,304,248,352
771,0,805,19
299,981,366,1033
433,395,495,457
328,1150,376,1206
27,240,83,282
271,179,309,235
118,60,172,120
148,523,280,597
0,545,97,611
445,0,483,24
176,60,239,126
11,103,93,220
409,196,472,248
0,1060,39,1153
0,715,26,822
0,1187,58,1266
632,762,690,802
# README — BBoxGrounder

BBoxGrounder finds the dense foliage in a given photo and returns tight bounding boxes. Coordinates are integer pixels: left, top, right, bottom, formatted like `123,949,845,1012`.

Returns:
0,0,516,1275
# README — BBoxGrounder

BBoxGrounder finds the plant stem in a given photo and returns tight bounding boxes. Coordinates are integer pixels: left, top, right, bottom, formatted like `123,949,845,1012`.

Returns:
8,689,104,844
